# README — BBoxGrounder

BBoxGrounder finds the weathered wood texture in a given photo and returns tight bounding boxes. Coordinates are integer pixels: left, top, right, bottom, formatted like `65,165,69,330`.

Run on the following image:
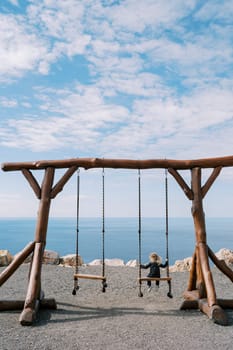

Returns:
2,155,233,171
35,167,54,243
19,242,45,326
0,299,57,311
21,169,41,198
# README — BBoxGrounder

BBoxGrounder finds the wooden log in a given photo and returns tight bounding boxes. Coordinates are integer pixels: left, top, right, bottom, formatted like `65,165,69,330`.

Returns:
74,274,106,281
191,167,217,305
21,169,41,199
19,242,44,326
187,248,197,291
51,165,78,198
0,299,57,311
35,167,54,243
208,246,233,282
180,300,198,310
168,168,193,200
183,290,200,300
2,155,233,172
201,166,222,198
196,244,207,298
198,242,216,306
0,241,35,287
198,299,228,326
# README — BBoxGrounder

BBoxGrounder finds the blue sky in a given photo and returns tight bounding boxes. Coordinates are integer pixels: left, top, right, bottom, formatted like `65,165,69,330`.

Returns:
0,0,233,218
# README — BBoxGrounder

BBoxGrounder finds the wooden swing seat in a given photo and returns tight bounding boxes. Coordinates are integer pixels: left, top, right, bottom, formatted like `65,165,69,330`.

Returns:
138,277,172,282
74,273,106,281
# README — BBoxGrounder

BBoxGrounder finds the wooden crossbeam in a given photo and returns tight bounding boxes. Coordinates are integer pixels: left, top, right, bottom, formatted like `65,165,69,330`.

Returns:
2,155,233,171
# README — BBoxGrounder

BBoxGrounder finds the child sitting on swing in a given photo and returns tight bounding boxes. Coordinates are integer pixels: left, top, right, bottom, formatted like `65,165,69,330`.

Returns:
141,252,168,292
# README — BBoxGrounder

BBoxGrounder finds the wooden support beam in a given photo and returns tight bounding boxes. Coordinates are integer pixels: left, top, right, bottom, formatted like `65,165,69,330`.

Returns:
19,167,55,326
201,166,222,198
51,165,78,198
208,246,233,282
198,243,216,305
0,299,57,311
21,169,41,199
2,155,233,171
183,290,200,300
19,242,44,326
35,167,55,243
168,168,193,199
198,300,228,326
0,241,35,287
187,249,197,291
191,167,217,306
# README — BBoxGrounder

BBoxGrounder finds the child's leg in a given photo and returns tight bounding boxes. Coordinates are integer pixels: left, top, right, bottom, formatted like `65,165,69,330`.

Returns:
156,280,159,287
147,280,151,287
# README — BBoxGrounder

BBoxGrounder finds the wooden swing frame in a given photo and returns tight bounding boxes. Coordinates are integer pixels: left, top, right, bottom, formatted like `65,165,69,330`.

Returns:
0,155,233,326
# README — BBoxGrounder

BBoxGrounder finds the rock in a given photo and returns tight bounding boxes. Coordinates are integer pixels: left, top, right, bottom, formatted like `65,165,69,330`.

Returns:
105,258,125,266
88,258,125,266
0,250,13,266
169,257,192,272
215,248,233,266
60,254,83,267
88,259,102,266
42,250,60,265
126,259,138,267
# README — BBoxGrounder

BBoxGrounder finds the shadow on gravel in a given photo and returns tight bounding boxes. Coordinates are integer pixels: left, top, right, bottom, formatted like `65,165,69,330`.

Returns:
36,302,203,326
34,302,233,327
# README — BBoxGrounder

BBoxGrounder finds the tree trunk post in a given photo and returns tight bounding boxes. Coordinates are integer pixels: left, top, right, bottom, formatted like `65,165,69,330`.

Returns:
19,167,55,325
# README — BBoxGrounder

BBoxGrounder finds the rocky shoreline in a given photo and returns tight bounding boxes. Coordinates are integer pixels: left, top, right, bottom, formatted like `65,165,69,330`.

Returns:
1,247,233,272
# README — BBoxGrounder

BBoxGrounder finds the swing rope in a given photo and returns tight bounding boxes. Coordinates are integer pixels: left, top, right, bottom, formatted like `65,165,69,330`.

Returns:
165,169,173,298
138,168,173,298
138,169,143,297
72,168,80,295
72,168,107,295
101,168,107,292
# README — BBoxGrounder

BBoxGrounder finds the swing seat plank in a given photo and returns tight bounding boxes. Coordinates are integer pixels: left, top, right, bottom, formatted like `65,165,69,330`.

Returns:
138,277,172,282
74,273,106,281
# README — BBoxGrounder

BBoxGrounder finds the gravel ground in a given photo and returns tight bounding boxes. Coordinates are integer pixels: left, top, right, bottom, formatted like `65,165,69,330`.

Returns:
0,264,233,350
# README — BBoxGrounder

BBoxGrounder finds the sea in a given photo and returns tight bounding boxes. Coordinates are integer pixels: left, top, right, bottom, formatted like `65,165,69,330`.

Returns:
0,218,232,265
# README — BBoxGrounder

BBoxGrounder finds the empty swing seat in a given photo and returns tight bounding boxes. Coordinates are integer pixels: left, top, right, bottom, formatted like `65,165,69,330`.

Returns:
74,273,106,281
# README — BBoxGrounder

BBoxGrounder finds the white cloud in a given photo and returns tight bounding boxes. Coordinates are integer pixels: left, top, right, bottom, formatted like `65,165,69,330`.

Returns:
0,81,232,160
7,0,19,6
0,97,18,108
0,14,48,81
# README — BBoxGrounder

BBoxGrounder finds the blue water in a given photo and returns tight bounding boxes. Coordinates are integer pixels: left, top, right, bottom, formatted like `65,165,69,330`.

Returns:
0,218,232,264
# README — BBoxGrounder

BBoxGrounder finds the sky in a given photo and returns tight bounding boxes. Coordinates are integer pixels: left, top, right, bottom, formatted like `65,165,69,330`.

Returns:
0,0,233,218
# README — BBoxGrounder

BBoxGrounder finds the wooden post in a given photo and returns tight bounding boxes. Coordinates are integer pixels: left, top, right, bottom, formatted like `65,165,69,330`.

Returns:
19,167,55,326
180,167,228,325
191,168,216,305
